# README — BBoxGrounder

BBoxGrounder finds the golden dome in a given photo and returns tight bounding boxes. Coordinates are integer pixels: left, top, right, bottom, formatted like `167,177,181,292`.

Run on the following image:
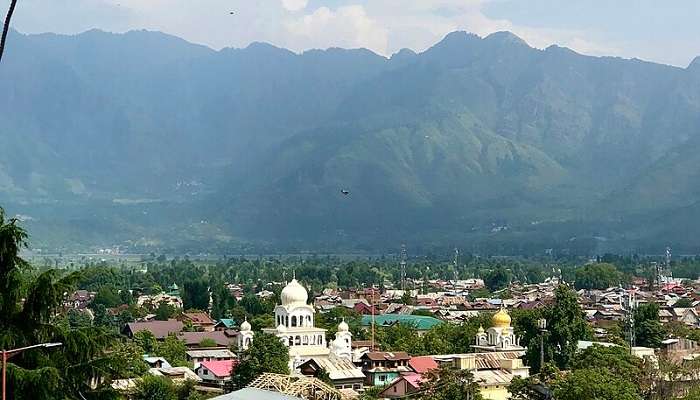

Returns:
492,308,511,328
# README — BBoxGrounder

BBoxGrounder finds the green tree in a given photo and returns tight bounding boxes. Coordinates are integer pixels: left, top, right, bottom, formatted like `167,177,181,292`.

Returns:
400,290,414,305
134,330,158,354
535,285,592,370
509,376,551,400
231,333,289,389
182,279,210,311
120,289,134,305
634,303,664,348
572,344,642,389
421,366,484,400
112,340,148,378
375,323,424,354
66,308,92,329
155,301,177,321
92,285,122,308
573,263,625,290
553,368,641,400
0,208,123,399
155,334,189,367
484,269,511,292
133,375,176,400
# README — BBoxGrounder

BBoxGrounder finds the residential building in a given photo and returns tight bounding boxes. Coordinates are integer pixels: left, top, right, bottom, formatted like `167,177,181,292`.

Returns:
359,351,411,386
195,360,237,387
186,349,236,369
214,318,236,331
297,355,365,391
123,319,184,340
377,374,424,398
181,312,216,331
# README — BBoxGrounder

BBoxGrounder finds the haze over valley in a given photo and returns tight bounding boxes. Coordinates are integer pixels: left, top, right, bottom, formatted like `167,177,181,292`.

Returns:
2,28,700,254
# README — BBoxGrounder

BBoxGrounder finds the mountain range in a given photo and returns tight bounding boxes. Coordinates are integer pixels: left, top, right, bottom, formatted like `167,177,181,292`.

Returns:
1,28,700,255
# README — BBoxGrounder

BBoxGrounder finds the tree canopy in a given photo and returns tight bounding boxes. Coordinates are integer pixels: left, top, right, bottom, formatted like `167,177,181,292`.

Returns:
230,332,289,389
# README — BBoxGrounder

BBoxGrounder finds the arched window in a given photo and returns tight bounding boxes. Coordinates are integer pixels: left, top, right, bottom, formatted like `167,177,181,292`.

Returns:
289,337,294,346
303,336,309,345
285,316,289,326
295,336,301,345
291,316,297,327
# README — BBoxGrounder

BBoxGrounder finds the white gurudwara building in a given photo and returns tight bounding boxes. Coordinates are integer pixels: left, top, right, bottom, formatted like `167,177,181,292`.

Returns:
473,307,525,352
261,278,352,369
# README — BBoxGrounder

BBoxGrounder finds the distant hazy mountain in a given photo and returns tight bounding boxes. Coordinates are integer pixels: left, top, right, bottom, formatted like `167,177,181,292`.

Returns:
1,29,699,254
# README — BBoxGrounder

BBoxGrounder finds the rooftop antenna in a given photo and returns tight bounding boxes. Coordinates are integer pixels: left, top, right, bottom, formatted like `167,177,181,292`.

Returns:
400,244,407,292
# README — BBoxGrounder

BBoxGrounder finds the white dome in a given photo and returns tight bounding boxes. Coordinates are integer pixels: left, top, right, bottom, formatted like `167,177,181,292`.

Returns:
281,279,308,306
338,320,349,332
240,320,251,332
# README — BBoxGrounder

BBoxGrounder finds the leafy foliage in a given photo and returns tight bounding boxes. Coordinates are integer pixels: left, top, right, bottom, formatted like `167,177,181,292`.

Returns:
0,208,126,399
230,333,289,389
420,366,484,400
573,263,626,290
634,303,665,348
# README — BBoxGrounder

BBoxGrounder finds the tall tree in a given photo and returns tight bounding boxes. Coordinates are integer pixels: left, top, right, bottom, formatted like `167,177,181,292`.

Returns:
532,285,592,370
230,333,289,389
634,303,664,348
553,368,641,400
421,366,484,400
0,208,124,399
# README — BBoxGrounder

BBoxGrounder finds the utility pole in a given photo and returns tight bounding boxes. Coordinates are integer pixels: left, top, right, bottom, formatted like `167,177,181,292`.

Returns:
537,318,547,370
400,244,407,292
453,248,459,292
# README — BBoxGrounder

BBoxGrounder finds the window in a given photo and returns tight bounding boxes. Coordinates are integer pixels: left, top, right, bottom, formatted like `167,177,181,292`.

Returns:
379,375,386,382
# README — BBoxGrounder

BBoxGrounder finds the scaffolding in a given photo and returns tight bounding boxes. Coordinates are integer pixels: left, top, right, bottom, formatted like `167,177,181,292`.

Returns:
246,373,348,400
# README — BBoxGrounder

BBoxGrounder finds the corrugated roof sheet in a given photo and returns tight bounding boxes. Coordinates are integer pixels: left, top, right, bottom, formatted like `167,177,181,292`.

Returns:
305,356,366,380
211,388,303,400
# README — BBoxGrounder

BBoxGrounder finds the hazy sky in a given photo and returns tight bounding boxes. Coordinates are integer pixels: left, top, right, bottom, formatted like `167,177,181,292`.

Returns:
10,0,700,67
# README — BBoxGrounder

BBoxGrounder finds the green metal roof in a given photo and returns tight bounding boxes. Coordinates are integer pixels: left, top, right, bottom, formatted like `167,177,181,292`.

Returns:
216,318,236,328
361,314,442,330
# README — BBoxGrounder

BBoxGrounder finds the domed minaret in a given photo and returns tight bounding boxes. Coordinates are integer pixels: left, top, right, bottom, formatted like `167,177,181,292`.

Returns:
330,319,353,360
472,307,525,353
237,318,254,351
263,278,329,369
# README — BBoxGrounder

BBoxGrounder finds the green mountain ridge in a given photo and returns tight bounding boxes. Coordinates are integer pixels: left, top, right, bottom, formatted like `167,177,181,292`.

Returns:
1,29,700,254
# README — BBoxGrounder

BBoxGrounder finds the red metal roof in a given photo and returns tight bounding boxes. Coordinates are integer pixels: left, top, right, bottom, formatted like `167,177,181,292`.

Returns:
199,360,237,378
409,356,438,373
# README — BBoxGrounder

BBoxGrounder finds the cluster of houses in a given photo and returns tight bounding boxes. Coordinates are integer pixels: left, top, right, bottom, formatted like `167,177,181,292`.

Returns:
63,272,700,400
